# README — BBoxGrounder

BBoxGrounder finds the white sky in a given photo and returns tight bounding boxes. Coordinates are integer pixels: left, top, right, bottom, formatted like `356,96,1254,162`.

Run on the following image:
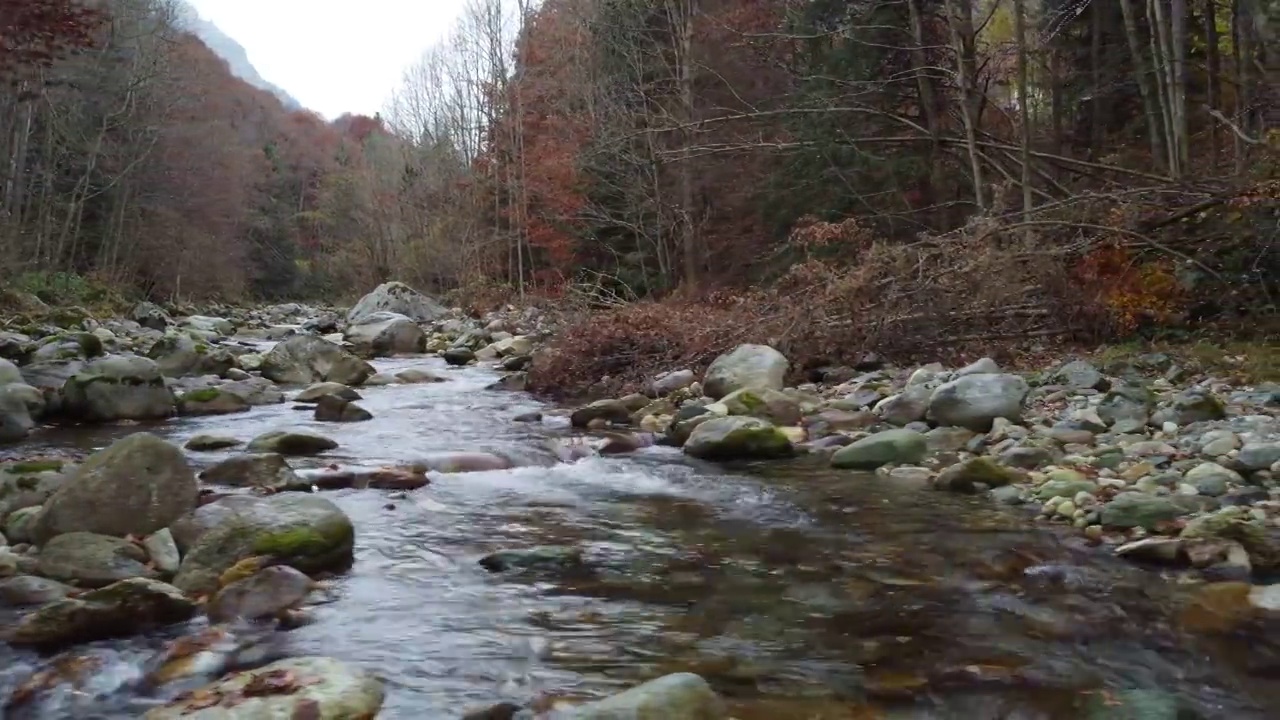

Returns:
187,0,465,119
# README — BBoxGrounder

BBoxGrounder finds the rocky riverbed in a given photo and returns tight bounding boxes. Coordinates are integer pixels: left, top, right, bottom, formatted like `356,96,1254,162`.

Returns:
1,281,1279,718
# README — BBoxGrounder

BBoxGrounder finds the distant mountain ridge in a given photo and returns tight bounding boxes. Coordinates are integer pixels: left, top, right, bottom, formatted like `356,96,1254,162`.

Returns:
173,2,303,111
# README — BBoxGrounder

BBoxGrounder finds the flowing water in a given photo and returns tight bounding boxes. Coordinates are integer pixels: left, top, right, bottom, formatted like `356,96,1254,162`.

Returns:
3,348,1280,718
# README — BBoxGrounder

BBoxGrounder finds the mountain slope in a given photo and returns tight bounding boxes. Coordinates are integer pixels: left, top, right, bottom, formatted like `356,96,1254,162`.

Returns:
173,2,303,111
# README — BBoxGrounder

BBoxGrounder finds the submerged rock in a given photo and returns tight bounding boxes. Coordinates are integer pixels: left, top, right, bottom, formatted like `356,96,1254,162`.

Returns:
246,430,339,456
830,429,927,470
563,672,727,719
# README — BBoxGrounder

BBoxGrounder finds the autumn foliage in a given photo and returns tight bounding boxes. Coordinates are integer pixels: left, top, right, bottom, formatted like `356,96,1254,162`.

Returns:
0,0,104,75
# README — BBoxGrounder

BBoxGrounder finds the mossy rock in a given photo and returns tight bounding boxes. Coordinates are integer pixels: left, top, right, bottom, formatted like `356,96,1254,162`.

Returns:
935,457,1023,493
184,387,222,403
172,494,355,595
682,416,794,461
246,430,339,456
4,459,64,474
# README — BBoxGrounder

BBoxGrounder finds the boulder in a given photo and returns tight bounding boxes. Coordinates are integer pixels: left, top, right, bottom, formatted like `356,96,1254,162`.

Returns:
0,575,76,606
6,578,196,649
177,387,251,416
926,373,1029,432
143,656,385,720
171,494,355,595
682,416,794,461
259,335,374,386
313,394,373,422
343,311,427,356
831,429,928,470
0,383,35,443
295,382,361,403
206,565,315,623
131,301,171,330
246,430,339,456
346,281,447,325
147,332,236,378
199,453,307,492
61,354,176,422
0,357,22,385
35,532,158,587
702,344,788,400
184,434,242,451
33,432,197,544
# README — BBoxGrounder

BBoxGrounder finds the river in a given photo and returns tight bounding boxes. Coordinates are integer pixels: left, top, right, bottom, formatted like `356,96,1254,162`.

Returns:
2,349,1279,718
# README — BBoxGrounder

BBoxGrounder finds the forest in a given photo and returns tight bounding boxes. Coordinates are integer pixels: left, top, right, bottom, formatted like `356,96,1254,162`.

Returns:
1,0,1276,387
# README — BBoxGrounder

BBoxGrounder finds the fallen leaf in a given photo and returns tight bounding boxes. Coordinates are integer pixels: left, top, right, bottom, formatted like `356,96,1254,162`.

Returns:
242,669,300,697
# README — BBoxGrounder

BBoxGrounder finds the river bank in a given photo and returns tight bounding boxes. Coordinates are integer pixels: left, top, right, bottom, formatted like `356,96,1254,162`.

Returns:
1,282,1279,718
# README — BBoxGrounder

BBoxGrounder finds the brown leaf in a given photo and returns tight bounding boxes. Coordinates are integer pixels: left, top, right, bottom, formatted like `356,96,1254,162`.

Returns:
242,669,301,697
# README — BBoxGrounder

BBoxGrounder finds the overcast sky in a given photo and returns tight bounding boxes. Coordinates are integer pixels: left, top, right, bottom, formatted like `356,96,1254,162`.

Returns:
187,0,465,119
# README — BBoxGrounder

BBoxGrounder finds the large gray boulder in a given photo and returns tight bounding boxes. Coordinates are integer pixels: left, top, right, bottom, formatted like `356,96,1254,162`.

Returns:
346,281,447,326
342,311,427,356
259,335,374,386
702,344,789,400
61,354,176,422
926,372,1029,432
32,432,197,544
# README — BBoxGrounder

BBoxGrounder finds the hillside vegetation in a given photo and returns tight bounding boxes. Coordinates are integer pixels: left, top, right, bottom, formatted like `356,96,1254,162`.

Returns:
1,0,1276,394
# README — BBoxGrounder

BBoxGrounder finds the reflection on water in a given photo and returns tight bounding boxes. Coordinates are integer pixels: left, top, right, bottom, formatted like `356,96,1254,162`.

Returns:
3,350,1280,718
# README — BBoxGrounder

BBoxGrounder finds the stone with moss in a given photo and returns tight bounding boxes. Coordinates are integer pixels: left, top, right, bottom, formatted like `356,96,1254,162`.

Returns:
720,387,802,426
934,457,1023,493
184,434,242,451
171,494,355,595
7,577,195,649
246,430,338,456
177,387,250,417
61,354,175,422
831,429,928,470
33,432,196,544
4,459,63,474
682,416,794,461
1034,470,1099,501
